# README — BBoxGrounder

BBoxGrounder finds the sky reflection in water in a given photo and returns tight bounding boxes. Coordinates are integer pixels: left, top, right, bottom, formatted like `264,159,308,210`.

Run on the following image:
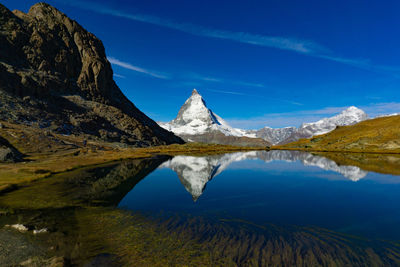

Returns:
119,150,400,241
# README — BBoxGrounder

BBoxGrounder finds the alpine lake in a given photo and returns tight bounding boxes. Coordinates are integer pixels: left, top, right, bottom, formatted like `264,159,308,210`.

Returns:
1,150,400,266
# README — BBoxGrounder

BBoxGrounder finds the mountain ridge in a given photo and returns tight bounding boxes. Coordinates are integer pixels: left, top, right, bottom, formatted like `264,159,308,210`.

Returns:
278,106,368,145
0,2,183,147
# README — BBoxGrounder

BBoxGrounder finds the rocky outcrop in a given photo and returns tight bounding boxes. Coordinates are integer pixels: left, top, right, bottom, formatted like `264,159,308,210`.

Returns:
0,3,183,146
0,136,22,162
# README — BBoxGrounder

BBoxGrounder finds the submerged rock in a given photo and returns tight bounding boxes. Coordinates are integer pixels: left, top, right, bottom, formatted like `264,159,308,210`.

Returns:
5,224,28,232
33,228,48,234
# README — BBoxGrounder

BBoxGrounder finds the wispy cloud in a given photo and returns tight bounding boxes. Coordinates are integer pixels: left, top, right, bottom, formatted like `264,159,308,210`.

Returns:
108,57,169,79
113,73,125,78
360,102,400,117
204,88,247,96
201,77,222,82
202,88,303,106
234,81,265,88
227,103,400,129
61,0,324,55
60,0,400,76
187,73,265,88
317,55,400,77
227,106,348,129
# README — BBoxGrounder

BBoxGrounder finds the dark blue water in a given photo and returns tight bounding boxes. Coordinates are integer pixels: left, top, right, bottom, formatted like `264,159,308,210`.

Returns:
118,151,400,241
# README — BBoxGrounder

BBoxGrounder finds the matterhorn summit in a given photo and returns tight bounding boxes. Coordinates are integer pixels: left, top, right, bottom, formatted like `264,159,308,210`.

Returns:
160,89,243,136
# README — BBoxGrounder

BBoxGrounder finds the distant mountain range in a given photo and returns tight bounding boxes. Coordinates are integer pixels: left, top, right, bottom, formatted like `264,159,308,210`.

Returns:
247,106,368,145
159,89,368,146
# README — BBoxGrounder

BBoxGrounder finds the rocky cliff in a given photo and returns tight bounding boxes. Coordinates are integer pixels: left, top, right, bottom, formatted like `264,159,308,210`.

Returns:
0,3,183,146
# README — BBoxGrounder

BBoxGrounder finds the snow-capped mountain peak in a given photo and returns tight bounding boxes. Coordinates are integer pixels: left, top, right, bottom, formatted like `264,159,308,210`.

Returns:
159,89,248,137
302,106,367,128
299,106,368,137
171,88,217,126
246,106,368,145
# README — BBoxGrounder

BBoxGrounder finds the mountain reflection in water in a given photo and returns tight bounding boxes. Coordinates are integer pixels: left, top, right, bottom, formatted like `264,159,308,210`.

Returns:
160,150,368,201
2,151,400,266
119,150,400,243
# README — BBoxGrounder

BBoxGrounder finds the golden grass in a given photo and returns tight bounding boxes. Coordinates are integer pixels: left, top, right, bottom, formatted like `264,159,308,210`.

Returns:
314,152,400,176
275,115,400,153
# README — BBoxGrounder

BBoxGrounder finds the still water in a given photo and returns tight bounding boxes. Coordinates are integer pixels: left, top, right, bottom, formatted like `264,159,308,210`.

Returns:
119,150,400,241
2,150,400,265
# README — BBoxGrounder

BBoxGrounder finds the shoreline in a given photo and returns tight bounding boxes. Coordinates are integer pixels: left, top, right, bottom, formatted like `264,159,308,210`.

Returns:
272,146,400,155
0,143,269,195
4,142,400,195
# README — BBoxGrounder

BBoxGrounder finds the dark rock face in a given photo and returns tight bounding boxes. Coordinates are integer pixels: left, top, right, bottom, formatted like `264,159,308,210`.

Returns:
0,3,183,146
0,147,20,162
0,136,22,162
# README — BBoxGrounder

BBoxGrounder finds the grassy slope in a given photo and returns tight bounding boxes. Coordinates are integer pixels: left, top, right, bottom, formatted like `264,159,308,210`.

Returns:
276,115,400,153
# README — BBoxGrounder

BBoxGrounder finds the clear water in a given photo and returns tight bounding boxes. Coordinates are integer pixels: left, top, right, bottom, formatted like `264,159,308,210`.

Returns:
119,150,400,241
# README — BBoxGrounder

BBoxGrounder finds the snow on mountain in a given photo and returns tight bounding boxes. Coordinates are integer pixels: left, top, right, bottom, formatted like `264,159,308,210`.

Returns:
158,89,368,145
297,106,368,137
238,106,367,145
256,150,367,181
159,89,249,137
247,127,297,145
374,113,400,118
256,106,368,145
160,152,258,200
160,150,368,200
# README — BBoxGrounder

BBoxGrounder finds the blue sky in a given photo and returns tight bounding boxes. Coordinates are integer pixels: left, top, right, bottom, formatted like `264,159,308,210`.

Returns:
3,0,400,128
